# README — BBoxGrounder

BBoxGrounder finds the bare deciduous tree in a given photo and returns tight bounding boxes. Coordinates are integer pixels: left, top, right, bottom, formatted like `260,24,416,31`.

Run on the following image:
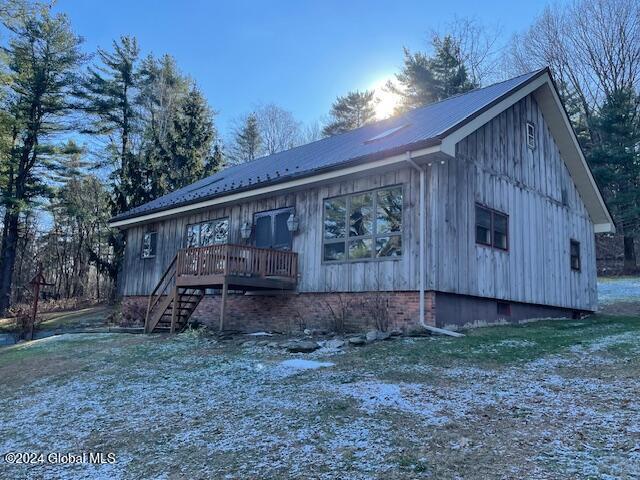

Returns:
254,103,301,155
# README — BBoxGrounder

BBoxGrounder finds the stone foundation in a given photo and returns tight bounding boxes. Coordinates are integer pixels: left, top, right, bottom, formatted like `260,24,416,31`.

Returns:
121,291,436,333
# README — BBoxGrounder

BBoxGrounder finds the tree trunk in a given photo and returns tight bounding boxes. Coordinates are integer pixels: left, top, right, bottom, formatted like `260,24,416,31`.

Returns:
623,235,637,274
0,210,20,315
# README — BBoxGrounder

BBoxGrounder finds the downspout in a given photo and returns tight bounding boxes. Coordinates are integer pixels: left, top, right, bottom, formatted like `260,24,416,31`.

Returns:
406,152,427,329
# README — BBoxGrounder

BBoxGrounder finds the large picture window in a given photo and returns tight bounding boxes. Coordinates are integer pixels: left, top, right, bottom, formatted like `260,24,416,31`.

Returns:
323,186,402,262
475,204,508,251
185,218,229,248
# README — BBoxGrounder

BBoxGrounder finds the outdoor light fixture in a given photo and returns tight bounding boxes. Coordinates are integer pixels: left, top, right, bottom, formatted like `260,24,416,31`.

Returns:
286,213,299,233
240,221,252,240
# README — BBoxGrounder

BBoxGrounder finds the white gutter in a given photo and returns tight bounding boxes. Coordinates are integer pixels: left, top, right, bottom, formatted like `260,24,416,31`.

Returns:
406,153,427,329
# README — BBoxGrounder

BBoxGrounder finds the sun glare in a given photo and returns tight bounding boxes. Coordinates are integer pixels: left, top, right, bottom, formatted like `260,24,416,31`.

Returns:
371,77,400,120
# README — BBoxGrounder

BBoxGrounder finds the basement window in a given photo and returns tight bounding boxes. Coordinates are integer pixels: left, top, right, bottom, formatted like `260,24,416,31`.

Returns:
570,239,581,271
142,231,157,259
475,204,509,251
497,302,511,317
526,122,536,150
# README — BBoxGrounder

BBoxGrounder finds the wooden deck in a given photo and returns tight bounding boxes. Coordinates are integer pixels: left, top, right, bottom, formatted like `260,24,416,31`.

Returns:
144,244,298,333
176,244,298,290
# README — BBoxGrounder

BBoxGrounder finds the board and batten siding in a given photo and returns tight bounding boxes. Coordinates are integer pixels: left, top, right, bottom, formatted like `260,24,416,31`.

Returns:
121,166,422,296
122,91,598,312
426,93,597,311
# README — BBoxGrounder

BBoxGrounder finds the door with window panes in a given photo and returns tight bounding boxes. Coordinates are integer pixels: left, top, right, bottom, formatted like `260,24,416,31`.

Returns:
254,208,293,250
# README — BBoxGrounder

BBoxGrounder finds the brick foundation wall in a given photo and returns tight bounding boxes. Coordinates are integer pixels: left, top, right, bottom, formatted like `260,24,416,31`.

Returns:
121,291,437,333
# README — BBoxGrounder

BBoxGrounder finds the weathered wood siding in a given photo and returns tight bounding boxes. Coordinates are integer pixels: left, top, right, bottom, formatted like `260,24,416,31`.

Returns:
122,167,422,295
122,92,597,311
426,93,597,310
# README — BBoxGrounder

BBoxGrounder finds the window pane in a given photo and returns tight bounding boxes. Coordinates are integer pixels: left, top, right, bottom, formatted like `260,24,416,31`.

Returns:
493,213,508,250
142,232,156,258
376,235,402,257
200,222,215,246
349,193,373,237
323,242,345,262
348,238,373,259
274,212,291,249
186,224,200,248
255,216,272,248
376,187,403,234
476,206,492,245
324,198,346,239
214,219,229,243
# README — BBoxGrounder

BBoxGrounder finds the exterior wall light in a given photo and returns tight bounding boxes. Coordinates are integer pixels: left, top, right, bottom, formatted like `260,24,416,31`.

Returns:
240,221,252,240
286,213,299,233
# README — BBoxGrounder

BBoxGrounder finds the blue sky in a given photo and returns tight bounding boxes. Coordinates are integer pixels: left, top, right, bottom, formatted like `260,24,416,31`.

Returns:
56,0,552,134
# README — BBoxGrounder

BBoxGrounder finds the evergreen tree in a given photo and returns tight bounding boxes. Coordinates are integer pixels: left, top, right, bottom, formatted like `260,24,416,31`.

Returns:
204,143,224,176
588,88,640,272
78,36,143,214
429,35,476,99
389,37,476,113
138,53,189,198
0,5,84,314
76,36,142,286
230,113,262,163
387,48,438,113
168,85,217,189
323,90,377,136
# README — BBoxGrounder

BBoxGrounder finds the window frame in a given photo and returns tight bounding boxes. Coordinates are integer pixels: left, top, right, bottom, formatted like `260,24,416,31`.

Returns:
322,185,404,264
184,217,230,248
570,239,581,272
141,231,158,259
526,122,536,150
475,203,509,252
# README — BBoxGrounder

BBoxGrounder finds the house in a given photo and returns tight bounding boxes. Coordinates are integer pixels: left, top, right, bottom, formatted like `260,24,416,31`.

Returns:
109,68,614,333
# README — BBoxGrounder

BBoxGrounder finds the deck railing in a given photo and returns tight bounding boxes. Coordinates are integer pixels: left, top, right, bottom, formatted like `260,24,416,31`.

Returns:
176,243,298,281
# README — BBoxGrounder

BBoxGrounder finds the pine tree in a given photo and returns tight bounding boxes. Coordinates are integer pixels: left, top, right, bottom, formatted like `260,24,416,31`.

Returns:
387,48,438,113
0,5,84,314
230,114,262,163
389,37,477,113
76,36,141,285
323,90,377,136
429,35,476,99
588,88,640,272
78,36,143,214
168,85,217,189
138,53,189,198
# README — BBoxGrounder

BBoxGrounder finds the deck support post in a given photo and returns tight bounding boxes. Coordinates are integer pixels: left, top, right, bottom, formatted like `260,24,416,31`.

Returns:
219,280,228,332
170,287,178,334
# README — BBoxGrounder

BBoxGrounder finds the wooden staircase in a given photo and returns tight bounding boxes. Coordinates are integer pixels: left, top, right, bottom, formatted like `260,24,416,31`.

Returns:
144,256,205,333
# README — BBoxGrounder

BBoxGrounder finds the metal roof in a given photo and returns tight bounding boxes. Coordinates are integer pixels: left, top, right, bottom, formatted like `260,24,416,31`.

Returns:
112,69,546,223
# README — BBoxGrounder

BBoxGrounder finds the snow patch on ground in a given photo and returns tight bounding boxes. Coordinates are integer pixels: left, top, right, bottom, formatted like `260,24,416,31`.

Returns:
598,277,640,305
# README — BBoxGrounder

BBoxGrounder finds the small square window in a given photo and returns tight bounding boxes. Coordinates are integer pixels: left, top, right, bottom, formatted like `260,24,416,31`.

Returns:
526,122,536,150
570,240,581,271
142,232,157,258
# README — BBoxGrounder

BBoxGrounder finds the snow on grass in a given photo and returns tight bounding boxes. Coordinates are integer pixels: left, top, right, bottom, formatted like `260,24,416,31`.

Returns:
598,277,640,305
279,359,334,370
2,320,640,478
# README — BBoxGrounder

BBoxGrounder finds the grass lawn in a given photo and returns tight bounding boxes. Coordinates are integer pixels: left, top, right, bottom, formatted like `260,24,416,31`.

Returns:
0,305,114,334
1,313,639,479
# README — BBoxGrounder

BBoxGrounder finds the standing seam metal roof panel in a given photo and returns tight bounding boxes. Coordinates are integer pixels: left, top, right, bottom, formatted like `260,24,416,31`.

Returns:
112,69,545,222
